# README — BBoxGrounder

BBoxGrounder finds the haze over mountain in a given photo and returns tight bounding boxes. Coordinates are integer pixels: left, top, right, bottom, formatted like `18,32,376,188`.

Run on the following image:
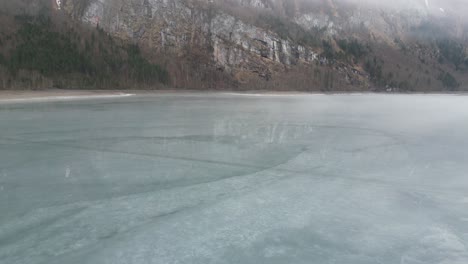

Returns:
0,0,467,91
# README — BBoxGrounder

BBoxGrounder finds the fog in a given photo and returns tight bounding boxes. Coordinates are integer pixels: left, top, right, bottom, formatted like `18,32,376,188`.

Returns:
297,0,465,11
346,0,467,15
1,94,468,264
268,0,468,21
2,0,468,23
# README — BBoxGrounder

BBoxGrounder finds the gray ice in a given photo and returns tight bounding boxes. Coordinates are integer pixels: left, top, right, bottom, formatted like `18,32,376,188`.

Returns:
0,93,468,264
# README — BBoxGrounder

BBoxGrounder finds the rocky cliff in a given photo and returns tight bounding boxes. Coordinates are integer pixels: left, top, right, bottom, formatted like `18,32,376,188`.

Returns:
1,0,467,91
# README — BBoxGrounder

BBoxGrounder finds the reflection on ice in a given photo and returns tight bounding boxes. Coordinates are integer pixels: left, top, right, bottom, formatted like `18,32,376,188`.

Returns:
0,94,468,264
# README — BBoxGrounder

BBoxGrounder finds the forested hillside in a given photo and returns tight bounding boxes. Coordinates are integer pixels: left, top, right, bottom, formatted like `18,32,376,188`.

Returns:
0,4,168,89
0,0,467,91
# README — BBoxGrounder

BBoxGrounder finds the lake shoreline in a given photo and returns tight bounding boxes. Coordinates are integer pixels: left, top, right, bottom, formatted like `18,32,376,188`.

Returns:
1,89,467,103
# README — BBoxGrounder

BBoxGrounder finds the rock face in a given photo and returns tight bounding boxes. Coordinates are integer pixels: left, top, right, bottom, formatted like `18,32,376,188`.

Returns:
57,0,338,89
56,0,468,90
65,1,317,78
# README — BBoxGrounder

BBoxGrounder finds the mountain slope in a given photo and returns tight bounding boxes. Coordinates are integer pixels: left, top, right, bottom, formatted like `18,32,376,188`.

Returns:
1,0,467,91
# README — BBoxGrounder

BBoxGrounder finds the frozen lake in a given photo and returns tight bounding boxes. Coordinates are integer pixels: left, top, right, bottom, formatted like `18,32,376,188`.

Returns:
1,93,468,264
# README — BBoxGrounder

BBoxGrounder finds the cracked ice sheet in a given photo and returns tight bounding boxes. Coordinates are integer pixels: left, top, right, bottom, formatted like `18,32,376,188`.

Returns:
0,93,468,264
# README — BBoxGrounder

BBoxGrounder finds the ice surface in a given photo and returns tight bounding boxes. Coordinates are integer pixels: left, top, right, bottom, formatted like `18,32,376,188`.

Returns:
1,93,468,264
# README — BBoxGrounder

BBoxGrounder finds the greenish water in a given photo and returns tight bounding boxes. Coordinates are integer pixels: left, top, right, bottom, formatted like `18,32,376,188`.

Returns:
1,93,468,264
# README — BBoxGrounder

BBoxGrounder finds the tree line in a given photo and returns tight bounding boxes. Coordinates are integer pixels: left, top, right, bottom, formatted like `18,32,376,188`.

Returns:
0,13,168,89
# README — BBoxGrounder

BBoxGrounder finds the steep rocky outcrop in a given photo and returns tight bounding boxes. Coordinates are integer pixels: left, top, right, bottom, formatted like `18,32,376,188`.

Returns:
1,0,467,91
54,0,362,89
58,0,467,90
